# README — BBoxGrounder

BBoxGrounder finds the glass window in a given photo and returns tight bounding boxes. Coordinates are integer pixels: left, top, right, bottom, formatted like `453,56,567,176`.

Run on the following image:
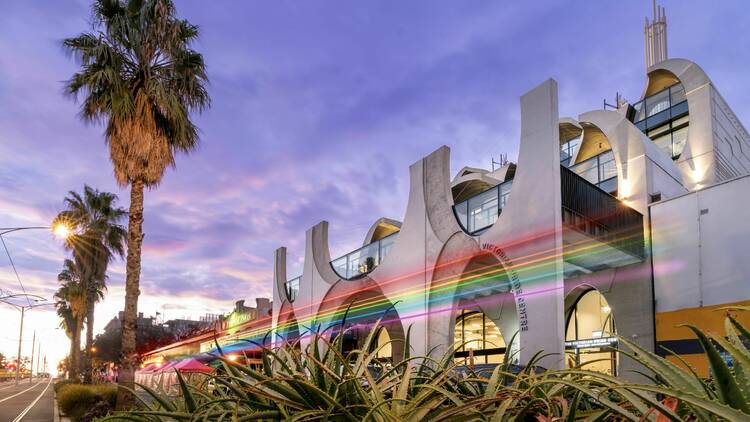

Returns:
285,277,300,302
560,136,581,165
379,234,397,261
647,123,671,139
646,89,670,117
332,256,348,279
672,126,689,158
598,151,617,182
347,242,380,277
670,83,686,105
467,186,499,232
672,115,689,128
670,100,689,118
565,290,617,375
572,157,599,185
499,181,512,209
631,100,646,123
647,109,672,129
652,132,673,157
454,311,506,365
454,200,469,231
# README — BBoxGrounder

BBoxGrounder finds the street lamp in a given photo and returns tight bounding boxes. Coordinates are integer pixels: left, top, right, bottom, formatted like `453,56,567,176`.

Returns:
0,223,73,238
0,223,72,384
0,294,54,385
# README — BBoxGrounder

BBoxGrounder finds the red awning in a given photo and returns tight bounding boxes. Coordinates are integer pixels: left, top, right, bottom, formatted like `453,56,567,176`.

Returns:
172,359,213,373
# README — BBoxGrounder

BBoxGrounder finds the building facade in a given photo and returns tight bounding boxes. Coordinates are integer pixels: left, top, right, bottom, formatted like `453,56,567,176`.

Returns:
270,6,750,378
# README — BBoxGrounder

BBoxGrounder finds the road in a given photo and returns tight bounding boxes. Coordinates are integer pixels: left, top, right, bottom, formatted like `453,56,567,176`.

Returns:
0,378,54,422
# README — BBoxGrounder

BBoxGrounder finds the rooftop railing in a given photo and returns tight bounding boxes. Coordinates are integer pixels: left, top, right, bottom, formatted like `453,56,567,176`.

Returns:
453,180,513,235
284,277,300,303
330,232,399,280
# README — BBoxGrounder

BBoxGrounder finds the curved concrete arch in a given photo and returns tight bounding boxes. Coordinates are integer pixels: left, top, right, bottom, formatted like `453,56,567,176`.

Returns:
644,58,716,186
271,246,289,342
314,277,407,361
362,217,402,245
643,58,711,100
273,247,289,304
451,168,504,203
578,110,686,212
477,79,566,369
424,231,483,357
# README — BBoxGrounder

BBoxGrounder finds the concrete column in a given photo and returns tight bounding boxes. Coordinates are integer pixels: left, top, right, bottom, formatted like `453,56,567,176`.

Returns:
479,79,566,369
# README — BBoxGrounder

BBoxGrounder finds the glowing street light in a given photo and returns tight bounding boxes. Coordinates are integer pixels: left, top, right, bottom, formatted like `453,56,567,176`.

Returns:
0,222,74,239
52,223,73,239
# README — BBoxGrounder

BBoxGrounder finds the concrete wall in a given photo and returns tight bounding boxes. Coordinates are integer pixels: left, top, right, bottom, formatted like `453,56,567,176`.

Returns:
651,174,750,312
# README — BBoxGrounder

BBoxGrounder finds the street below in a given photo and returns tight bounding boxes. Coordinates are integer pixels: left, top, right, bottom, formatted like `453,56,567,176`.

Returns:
0,378,54,422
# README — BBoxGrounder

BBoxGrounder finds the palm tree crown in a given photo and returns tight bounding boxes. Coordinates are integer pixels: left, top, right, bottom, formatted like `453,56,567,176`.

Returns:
64,0,210,186
56,185,127,279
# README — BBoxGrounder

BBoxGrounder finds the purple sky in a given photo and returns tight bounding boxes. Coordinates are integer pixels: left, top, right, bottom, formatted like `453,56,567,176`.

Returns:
1,1,750,369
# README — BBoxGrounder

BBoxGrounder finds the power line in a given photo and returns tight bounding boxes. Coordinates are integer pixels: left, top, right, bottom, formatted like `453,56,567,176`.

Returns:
0,236,32,307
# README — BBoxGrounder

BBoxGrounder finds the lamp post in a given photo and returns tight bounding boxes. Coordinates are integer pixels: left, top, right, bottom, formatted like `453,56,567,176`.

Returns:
0,294,53,384
0,223,72,384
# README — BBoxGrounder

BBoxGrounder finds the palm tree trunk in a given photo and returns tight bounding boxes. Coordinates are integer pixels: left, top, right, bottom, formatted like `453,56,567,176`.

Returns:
83,287,95,384
116,179,145,410
70,318,81,380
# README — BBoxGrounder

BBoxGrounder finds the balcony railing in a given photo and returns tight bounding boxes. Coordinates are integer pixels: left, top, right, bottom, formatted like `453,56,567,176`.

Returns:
453,180,513,235
560,165,644,259
628,83,688,134
568,150,617,194
451,167,644,260
284,277,300,303
330,232,399,280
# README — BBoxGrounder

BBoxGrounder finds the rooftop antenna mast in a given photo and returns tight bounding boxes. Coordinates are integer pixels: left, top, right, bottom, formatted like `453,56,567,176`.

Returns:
644,0,668,70
603,92,622,110
491,153,508,172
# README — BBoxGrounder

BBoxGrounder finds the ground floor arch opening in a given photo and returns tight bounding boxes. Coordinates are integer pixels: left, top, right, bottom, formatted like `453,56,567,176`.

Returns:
448,252,518,366
565,288,618,375
454,309,506,364
320,281,406,363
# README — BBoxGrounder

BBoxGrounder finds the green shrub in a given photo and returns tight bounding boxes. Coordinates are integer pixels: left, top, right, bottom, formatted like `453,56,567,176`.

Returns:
57,384,117,422
99,309,750,421
53,379,77,394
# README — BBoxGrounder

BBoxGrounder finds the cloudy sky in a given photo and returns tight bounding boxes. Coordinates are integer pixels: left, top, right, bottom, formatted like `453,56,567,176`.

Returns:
1,0,749,373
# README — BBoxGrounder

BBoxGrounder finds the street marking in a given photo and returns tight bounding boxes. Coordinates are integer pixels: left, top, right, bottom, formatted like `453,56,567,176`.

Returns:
0,379,39,391
0,383,18,391
0,381,42,403
12,378,52,422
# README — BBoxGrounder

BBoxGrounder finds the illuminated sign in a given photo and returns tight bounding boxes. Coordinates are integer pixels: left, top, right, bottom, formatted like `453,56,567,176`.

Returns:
565,337,618,349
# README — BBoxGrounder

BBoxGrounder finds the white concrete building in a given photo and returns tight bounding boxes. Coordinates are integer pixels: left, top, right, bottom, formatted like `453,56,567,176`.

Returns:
269,4,750,378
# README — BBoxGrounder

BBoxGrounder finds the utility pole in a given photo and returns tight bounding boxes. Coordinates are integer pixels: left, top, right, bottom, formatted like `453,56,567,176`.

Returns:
16,307,24,385
36,341,41,377
29,330,35,383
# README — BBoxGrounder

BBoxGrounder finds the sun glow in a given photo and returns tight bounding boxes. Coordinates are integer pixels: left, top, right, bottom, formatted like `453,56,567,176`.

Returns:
52,222,73,239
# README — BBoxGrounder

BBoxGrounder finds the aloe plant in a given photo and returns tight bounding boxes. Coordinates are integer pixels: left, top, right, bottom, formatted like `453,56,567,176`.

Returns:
99,309,750,421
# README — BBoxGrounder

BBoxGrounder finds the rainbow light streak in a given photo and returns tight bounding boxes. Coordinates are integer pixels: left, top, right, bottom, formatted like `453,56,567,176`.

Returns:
215,225,654,353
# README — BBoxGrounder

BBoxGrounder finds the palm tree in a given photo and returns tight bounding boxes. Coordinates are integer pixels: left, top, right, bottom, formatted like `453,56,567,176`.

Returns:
55,259,87,380
63,0,209,407
56,186,126,383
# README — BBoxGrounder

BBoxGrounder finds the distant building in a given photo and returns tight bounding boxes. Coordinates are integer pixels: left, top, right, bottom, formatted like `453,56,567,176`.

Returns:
139,297,273,364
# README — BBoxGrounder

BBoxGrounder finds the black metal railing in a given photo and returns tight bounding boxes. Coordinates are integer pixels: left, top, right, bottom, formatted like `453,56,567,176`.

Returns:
560,166,645,259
